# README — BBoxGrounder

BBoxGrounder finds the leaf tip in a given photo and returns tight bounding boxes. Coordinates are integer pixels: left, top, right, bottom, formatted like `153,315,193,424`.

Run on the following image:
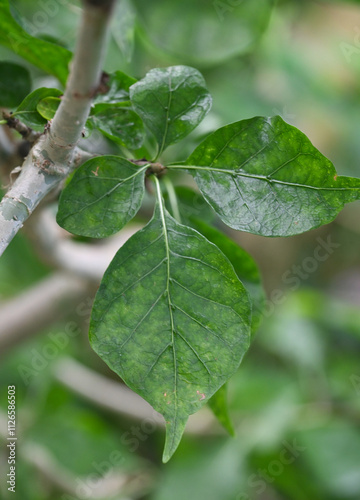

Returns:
226,422,236,438
162,413,188,463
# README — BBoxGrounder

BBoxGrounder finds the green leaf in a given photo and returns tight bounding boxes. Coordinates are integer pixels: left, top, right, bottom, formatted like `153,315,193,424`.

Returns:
189,217,265,335
0,0,71,85
207,384,235,436
90,180,251,462
15,87,62,131
164,186,265,334
37,96,61,120
133,0,273,66
92,70,137,114
130,66,212,156
111,0,136,63
90,108,145,150
183,116,360,237
57,156,147,238
0,61,31,108
165,188,265,434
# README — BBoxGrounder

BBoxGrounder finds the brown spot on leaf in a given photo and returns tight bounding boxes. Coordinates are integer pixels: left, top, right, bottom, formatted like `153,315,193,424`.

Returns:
197,390,206,401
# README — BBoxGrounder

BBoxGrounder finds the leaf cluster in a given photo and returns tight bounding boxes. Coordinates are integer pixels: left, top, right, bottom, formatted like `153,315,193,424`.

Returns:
54,65,360,461
1,0,359,463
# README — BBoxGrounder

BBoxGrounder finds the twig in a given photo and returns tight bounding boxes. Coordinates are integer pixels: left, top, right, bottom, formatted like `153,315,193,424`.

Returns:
2,111,42,143
0,0,116,257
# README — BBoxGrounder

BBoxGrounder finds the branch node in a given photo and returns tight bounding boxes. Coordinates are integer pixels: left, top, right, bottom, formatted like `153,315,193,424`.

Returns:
130,159,167,177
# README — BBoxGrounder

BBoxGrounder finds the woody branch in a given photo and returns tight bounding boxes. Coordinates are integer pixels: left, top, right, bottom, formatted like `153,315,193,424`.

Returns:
0,0,116,256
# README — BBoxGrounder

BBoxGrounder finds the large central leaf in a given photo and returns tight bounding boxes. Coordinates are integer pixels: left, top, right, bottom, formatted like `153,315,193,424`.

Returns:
183,116,360,237
163,186,265,334
90,182,251,461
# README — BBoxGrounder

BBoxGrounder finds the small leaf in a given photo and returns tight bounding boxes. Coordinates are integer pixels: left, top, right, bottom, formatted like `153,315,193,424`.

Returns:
15,88,62,131
111,0,136,63
37,96,61,120
92,70,137,114
90,108,145,150
57,156,146,238
184,116,360,237
0,0,71,85
208,384,235,436
0,62,31,108
90,184,251,462
130,66,212,156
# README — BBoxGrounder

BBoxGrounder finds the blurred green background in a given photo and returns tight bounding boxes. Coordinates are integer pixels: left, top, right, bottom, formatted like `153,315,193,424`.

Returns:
0,0,360,499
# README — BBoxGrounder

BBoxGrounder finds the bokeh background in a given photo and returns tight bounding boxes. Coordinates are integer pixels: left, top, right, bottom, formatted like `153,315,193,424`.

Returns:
0,0,360,499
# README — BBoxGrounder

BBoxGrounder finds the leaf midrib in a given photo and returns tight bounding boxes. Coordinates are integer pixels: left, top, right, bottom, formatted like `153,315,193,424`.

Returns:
169,165,360,192
154,176,179,451
157,73,173,159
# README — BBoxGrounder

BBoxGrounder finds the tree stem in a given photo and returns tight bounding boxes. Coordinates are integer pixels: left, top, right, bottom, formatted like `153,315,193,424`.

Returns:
0,0,116,257
46,0,114,156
